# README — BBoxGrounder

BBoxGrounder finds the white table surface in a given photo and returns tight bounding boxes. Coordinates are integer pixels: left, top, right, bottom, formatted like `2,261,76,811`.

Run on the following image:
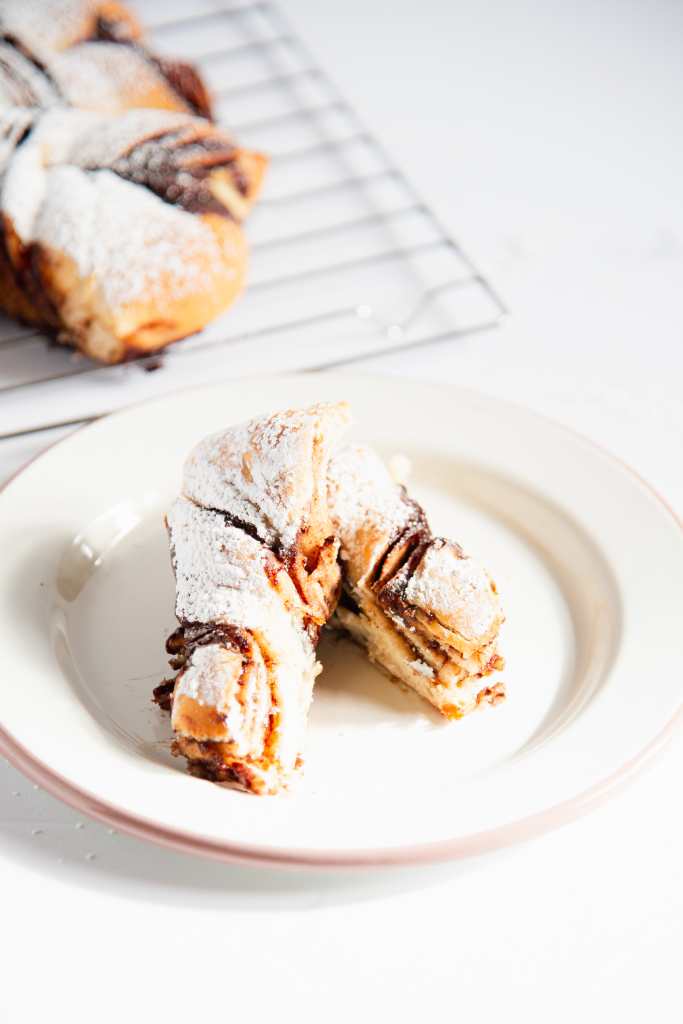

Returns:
1,2,682,1021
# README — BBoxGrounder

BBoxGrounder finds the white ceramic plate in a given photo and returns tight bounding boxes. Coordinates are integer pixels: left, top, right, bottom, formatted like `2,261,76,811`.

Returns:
0,375,681,867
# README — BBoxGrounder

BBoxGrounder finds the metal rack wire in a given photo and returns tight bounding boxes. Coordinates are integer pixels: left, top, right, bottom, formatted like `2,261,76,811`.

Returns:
0,0,506,443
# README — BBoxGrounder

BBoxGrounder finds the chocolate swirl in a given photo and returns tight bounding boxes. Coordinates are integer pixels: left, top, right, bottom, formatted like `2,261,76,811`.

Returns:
106,126,247,217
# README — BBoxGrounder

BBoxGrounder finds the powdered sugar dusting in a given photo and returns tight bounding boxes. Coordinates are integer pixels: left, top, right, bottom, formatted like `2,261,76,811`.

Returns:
168,495,318,769
405,541,500,641
50,42,180,114
184,403,350,551
0,42,60,110
329,443,504,709
329,444,415,546
55,99,192,165
0,107,34,170
1,103,250,331
23,106,193,169
0,0,95,63
174,644,242,715
388,453,412,485
328,443,422,584
33,166,228,307
35,106,106,164
330,446,500,643
167,406,350,776
169,496,278,627
1,129,45,240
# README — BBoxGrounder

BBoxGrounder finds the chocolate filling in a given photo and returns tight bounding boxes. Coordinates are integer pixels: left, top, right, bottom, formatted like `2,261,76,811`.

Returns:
165,621,251,671
92,122,250,218
106,130,237,217
149,54,212,120
151,679,175,711
338,585,361,616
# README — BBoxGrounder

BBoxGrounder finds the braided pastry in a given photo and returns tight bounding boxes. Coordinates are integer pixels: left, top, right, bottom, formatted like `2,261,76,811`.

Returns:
157,403,350,795
0,0,210,117
0,1,268,361
0,106,266,362
328,445,505,718
0,1,141,60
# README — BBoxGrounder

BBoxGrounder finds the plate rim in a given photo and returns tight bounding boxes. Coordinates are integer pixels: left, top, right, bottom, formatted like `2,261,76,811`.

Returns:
1,695,681,868
1,373,681,868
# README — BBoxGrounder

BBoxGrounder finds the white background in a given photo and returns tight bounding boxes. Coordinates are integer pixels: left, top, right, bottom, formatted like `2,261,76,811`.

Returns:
1,1,682,1021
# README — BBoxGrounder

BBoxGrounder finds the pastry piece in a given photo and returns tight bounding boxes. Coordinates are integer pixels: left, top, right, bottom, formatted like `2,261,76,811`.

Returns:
0,1,141,63
0,1,211,118
0,106,267,362
0,38,210,120
48,42,212,118
159,403,350,794
328,445,505,718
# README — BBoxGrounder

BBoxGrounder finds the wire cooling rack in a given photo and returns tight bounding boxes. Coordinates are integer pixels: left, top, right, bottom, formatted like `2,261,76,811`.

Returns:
0,0,506,446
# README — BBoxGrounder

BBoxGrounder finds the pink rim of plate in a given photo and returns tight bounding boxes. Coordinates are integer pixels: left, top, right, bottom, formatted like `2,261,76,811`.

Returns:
0,381,681,868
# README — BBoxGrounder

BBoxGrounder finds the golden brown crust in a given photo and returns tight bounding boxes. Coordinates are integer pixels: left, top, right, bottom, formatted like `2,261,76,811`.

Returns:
171,738,277,795
0,214,60,327
173,695,232,742
26,212,248,363
0,219,42,324
210,150,268,219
